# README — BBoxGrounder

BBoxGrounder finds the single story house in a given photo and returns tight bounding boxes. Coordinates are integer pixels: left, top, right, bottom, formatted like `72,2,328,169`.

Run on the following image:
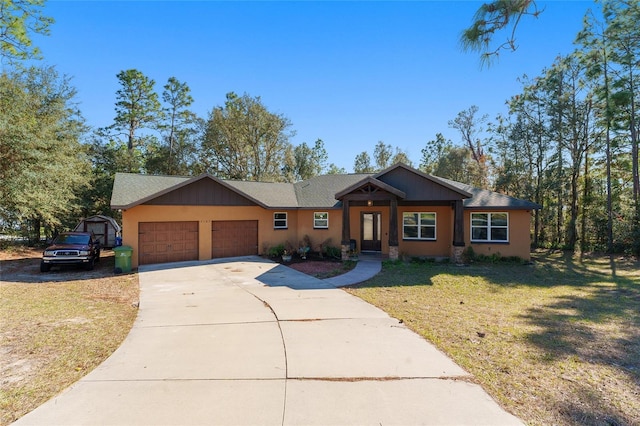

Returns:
111,163,540,269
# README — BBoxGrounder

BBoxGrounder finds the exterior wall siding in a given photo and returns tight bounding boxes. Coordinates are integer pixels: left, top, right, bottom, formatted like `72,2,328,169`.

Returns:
294,210,343,252
122,204,534,268
464,210,533,260
122,205,346,268
396,205,453,258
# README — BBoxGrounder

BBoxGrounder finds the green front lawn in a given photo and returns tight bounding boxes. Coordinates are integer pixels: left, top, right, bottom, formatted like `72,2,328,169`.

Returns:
346,251,639,426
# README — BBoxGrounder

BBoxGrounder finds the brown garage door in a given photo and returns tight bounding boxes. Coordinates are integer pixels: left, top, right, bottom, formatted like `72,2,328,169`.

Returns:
212,220,258,258
139,222,199,265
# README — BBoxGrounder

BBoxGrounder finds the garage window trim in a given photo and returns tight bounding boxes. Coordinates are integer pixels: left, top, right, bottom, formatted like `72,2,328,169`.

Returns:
402,212,436,240
314,212,329,229
471,212,509,243
274,212,288,229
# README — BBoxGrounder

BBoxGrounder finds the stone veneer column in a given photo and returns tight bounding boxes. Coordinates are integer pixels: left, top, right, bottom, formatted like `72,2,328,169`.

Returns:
452,245,465,264
341,244,350,261
389,245,399,260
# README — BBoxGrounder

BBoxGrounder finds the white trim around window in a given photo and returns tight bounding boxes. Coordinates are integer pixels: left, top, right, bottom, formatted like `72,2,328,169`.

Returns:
314,212,329,229
402,212,437,240
471,212,509,243
274,212,287,229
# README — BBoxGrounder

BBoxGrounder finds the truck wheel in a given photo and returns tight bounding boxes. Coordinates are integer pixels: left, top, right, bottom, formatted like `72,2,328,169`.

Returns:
40,261,50,272
85,258,95,271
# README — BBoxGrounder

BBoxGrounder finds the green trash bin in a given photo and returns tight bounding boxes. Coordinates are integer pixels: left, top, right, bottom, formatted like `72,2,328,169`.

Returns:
113,245,133,273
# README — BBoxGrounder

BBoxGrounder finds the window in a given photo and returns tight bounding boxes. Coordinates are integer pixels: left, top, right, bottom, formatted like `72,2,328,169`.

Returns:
274,212,287,229
314,212,328,229
471,213,509,242
403,212,436,240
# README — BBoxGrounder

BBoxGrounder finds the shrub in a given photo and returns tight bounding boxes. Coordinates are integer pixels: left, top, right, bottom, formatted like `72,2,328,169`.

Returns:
462,246,475,264
267,244,285,257
324,245,342,259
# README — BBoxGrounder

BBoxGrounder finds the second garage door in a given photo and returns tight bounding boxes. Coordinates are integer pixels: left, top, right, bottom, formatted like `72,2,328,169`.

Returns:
212,220,258,258
139,222,199,265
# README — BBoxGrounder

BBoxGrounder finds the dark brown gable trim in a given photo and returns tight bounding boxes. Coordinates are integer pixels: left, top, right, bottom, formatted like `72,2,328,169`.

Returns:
144,177,257,206
335,176,406,200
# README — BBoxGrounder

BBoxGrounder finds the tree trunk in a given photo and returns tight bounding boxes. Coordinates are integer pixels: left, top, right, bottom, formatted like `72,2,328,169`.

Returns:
581,147,589,252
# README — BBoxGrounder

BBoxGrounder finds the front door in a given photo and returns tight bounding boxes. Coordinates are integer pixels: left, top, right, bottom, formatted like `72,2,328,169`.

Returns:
361,212,382,252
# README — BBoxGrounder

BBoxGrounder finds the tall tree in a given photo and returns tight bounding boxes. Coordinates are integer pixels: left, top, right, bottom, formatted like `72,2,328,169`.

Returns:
460,0,543,65
373,141,393,170
142,76,201,176
201,92,294,182
0,0,53,61
81,137,129,218
285,139,328,181
0,66,89,240
449,105,489,187
326,163,347,174
110,69,162,153
391,148,413,168
432,146,480,184
576,6,615,252
506,75,552,247
603,0,640,249
420,133,453,174
353,151,374,173
159,76,198,175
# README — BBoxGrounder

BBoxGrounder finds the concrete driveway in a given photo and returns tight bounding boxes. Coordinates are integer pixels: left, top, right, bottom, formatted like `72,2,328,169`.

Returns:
15,257,521,425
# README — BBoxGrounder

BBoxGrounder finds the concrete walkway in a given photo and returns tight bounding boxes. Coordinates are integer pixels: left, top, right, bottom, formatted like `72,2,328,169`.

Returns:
323,252,382,287
15,256,522,425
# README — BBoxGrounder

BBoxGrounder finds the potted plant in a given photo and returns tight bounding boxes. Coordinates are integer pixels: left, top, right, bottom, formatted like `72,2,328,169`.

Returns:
281,250,292,262
297,246,310,260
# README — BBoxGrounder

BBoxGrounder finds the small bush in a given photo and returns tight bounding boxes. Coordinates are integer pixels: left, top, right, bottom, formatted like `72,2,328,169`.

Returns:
324,245,342,259
267,244,285,257
462,246,475,264
462,247,522,264
382,259,403,267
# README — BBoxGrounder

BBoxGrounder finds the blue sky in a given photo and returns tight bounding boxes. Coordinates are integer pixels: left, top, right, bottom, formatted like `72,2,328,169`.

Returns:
34,0,593,172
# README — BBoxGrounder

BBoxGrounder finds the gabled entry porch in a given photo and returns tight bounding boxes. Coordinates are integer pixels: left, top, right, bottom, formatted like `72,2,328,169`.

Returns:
335,174,469,263
336,177,403,260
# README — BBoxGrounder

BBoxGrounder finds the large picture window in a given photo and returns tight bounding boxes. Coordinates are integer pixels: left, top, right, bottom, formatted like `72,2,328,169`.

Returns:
314,212,329,229
274,212,287,229
471,213,508,242
403,212,436,240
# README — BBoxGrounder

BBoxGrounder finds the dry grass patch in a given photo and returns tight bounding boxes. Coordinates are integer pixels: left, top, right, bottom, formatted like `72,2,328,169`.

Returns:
345,251,639,426
0,250,139,425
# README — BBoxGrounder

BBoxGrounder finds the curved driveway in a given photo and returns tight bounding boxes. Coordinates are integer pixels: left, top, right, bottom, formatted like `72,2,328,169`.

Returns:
15,257,521,425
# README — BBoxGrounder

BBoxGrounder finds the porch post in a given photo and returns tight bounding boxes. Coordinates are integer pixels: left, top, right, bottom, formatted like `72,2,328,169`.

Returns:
341,199,351,261
452,200,465,264
389,198,399,260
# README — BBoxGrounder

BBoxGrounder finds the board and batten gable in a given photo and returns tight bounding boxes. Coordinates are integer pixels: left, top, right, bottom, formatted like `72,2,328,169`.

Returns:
143,177,258,206
375,164,471,202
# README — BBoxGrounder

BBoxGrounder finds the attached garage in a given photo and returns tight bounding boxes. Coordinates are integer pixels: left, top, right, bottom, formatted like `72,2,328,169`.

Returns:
212,220,258,258
139,222,199,265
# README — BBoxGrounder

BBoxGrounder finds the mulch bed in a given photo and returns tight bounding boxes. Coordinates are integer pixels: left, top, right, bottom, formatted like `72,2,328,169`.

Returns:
272,256,353,278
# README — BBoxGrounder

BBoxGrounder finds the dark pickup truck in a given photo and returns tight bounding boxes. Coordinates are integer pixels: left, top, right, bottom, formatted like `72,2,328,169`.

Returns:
40,232,101,272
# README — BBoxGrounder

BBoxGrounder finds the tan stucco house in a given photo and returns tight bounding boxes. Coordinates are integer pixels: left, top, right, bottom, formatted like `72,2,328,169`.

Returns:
111,163,540,269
